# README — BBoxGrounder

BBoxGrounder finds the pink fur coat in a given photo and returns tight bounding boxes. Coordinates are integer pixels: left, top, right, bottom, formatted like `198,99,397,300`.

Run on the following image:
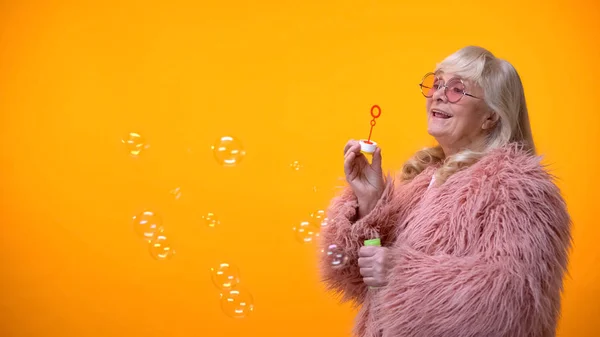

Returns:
319,143,572,337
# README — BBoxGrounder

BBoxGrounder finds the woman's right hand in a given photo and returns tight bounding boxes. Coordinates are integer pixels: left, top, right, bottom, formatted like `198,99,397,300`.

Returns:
343,139,385,218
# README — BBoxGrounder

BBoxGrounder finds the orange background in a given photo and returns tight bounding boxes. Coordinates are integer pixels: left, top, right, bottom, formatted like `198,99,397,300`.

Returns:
1,1,599,336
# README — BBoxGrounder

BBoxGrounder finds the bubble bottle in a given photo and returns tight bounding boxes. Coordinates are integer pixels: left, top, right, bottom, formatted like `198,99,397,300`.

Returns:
364,238,382,290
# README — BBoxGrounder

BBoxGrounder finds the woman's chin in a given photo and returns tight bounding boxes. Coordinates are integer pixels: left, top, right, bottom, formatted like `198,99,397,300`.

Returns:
427,127,445,138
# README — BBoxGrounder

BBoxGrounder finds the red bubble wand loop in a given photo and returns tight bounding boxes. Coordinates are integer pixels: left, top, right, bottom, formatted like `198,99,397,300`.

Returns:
366,105,381,144
359,105,382,155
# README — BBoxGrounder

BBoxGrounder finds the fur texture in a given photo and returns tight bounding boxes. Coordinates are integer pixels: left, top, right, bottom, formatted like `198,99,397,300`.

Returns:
318,143,572,337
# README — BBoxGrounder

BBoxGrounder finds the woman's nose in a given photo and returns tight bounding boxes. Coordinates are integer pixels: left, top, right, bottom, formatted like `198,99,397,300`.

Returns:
432,85,448,102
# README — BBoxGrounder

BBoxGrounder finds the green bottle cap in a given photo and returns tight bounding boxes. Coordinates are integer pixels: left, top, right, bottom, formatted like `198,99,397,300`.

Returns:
364,238,381,246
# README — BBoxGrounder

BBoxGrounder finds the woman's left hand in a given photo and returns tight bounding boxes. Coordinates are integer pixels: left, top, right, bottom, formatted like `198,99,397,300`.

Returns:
358,246,394,287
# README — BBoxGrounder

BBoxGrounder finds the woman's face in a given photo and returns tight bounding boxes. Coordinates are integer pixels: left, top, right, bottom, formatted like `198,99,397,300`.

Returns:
425,72,496,155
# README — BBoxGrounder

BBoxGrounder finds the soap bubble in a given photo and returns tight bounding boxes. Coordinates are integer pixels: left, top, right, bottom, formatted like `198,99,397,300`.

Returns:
220,287,254,319
202,212,220,228
148,231,175,260
170,187,182,200
132,211,163,241
211,136,246,167
211,262,241,290
334,176,346,190
290,160,303,171
322,244,348,269
311,209,328,227
323,217,336,228
293,209,329,243
293,220,321,244
122,132,150,157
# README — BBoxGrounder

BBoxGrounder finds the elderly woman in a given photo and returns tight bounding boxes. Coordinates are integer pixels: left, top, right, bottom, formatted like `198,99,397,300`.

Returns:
318,46,572,337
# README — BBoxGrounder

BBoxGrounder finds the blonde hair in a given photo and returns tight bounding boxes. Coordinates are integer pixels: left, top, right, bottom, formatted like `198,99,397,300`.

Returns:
402,46,536,185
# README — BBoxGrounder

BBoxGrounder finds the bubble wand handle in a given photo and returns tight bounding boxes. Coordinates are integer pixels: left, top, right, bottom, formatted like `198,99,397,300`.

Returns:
367,120,375,143
367,105,381,143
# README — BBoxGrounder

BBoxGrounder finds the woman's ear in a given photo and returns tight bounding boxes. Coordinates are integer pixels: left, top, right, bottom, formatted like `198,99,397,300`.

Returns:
482,111,500,130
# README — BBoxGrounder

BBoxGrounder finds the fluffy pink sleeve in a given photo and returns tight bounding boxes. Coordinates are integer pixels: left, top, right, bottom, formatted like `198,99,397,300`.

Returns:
318,173,429,304
378,165,572,336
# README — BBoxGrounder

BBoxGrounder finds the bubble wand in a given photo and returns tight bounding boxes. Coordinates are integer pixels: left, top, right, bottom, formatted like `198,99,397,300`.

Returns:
360,105,383,289
359,105,381,156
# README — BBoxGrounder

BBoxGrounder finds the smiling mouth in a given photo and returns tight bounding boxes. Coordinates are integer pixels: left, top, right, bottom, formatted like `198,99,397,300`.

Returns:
431,109,453,119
